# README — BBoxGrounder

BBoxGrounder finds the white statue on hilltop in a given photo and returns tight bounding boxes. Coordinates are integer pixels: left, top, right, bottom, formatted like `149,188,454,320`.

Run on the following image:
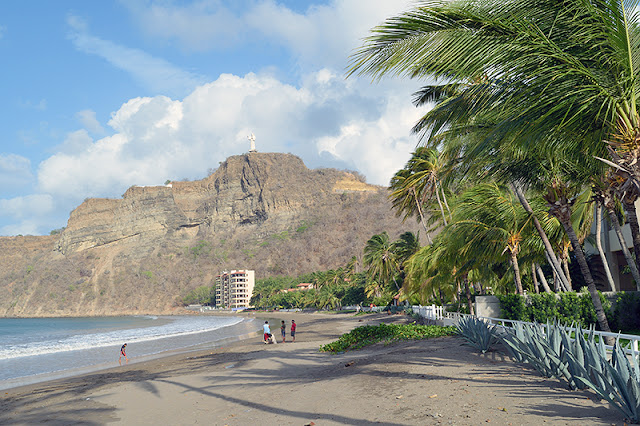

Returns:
248,133,257,152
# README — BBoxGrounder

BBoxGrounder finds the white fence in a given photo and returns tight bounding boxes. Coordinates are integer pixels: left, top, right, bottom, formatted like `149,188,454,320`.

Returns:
411,305,444,320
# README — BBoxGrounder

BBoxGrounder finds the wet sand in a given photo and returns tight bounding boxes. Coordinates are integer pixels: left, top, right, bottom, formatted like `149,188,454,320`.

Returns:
0,311,623,425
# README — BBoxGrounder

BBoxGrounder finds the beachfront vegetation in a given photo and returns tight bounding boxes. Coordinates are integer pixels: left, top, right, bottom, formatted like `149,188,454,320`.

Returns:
455,316,497,354
319,323,456,353
345,0,640,421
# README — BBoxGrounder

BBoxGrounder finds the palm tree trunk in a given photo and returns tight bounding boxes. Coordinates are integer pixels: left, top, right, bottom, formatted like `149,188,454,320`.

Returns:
557,215,612,336
511,184,572,291
562,257,573,291
535,263,553,293
595,204,617,291
606,206,640,290
545,250,569,292
531,263,539,293
510,251,524,295
464,279,474,315
438,182,452,221
434,186,448,226
411,187,432,244
623,201,640,273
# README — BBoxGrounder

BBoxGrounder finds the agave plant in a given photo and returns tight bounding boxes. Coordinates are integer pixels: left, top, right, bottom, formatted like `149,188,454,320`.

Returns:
579,342,640,423
501,320,593,389
455,316,496,353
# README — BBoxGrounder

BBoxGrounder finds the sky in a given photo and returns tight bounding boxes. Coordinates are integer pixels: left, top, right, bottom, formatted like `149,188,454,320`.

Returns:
0,0,427,236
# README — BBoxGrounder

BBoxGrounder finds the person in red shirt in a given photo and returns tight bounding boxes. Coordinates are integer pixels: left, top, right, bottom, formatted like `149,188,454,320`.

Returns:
291,320,296,342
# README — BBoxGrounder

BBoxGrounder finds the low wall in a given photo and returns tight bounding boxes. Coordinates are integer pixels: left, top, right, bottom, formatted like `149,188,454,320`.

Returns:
475,295,501,318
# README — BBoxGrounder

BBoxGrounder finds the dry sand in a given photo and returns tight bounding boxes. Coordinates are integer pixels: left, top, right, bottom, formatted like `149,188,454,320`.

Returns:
0,311,624,425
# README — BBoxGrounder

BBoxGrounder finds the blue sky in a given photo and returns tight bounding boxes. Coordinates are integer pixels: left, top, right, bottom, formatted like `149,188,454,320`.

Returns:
0,0,424,236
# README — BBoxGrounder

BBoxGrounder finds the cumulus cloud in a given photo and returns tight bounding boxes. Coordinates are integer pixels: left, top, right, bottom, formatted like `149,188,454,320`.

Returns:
4,1,429,235
122,0,414,70
0,154,34,190
0,194,55,236
66,14,206,97
76,110,105,134
36,68,422,204
0,194,54,219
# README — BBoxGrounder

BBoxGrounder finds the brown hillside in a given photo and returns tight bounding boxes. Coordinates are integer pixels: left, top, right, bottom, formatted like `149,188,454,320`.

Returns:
0,153,420,317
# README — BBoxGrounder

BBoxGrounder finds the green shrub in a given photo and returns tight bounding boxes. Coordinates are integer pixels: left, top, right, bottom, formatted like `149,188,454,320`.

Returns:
557,292,581,324
497,294,526,320
525,293,558,323
319,323,456,353
610,292,640,332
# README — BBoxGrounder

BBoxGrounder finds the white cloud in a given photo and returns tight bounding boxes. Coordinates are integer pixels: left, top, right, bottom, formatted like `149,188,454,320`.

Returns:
0,194,54,219
66,14,206,97
0,154,33,190
35,68,422,205
123,0,414,70
76,109,105,134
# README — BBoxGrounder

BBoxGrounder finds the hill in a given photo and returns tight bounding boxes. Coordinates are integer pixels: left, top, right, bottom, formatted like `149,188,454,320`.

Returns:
0,152,419,317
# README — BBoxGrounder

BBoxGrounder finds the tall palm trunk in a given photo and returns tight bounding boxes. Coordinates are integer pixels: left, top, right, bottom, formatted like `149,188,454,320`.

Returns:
531,263,539,293
535,263,553,293
464,279,474,315
411,187,432,244
434,186,448,225
510,251,524,295
561,255,573,291
623,201,640,272
511,185,572,290
595,204,617,291
552,205,612,335
606,206,640,290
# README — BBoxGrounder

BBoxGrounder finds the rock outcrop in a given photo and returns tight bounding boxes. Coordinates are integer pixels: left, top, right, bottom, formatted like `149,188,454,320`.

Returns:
0,153,419,317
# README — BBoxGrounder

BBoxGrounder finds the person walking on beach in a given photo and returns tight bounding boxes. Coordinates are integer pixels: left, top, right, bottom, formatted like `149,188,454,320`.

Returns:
119,343,128,365
280,320,286,343
263,321,271,343
291,319,296,342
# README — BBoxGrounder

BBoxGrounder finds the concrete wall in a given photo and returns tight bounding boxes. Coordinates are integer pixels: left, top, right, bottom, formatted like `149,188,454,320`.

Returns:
475,295,501,318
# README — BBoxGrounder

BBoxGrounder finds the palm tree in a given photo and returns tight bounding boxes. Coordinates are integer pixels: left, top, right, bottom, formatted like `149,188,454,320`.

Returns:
363,232,401,291
390,148,451,230
348,0,633,334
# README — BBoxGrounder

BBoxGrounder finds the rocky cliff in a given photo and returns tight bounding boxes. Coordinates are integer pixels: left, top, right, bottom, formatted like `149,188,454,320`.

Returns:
0,153,418,317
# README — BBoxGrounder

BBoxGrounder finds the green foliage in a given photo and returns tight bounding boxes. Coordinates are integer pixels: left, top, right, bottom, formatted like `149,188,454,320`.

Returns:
610,292,640,332
49,227,65,235
182,285,214,306
579,342,640,422
501,321,602,391
296,220,312,233
188,240,211,259
25,265,34,275
497,292,612,328
497,294,526,320
526,293,558,323
141,270,153,279
320,323,456,353
456,316,496,353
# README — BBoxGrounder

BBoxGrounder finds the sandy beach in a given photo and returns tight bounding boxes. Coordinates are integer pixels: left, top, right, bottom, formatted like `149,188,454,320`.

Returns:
0,311,623,425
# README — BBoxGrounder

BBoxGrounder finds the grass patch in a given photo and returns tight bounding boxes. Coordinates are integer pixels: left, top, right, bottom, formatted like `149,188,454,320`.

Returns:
320,323,456,353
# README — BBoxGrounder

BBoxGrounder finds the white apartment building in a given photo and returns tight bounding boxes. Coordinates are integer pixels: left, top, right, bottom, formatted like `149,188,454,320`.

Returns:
215,270,255,309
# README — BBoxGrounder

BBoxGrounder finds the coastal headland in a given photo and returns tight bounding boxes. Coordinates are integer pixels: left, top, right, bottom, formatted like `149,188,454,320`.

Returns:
0,312,619,425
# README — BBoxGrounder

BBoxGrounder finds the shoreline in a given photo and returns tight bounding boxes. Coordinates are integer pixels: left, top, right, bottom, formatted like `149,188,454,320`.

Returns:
0,311,624,425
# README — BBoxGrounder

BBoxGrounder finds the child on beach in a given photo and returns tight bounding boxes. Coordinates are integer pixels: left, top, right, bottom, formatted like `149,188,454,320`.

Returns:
263,321,272,343
291,320,296,342
119,343,128,365
280,320,286,343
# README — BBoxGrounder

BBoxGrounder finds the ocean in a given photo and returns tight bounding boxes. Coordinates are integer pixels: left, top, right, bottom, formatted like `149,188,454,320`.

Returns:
0,314,261,390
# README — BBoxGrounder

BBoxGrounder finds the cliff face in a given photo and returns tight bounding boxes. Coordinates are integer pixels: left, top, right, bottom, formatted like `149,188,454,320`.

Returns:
0,153,418,317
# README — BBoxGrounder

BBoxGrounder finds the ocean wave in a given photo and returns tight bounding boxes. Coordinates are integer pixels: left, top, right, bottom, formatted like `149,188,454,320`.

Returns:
0,316,244,360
